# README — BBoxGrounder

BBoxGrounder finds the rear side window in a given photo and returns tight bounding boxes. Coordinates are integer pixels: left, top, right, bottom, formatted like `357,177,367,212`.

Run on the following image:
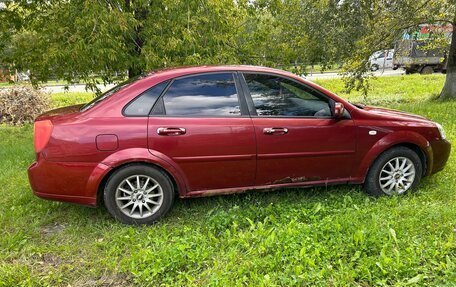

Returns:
123,81,169,116
160,73,241,117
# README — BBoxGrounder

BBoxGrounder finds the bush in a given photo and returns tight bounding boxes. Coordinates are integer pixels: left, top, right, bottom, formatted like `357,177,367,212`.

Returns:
0,86,50,125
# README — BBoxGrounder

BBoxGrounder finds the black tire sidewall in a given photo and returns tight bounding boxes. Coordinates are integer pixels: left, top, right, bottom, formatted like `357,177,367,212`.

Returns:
420,66,433,75
364,147,422,196
103,165,175,225
371,64,379,71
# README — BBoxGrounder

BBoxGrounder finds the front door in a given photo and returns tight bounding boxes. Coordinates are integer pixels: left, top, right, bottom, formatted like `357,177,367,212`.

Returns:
241,73,356,186
147,73,256,192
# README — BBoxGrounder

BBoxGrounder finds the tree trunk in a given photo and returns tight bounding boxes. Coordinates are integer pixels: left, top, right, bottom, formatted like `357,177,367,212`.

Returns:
439,22,456,99
125,0,146,79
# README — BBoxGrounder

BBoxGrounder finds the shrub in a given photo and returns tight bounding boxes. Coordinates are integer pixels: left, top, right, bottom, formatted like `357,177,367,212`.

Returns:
0,86,50,125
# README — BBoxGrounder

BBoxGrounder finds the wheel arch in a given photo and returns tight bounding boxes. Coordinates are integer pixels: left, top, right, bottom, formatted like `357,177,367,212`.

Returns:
90,148,189,206
398,143,427,175
354,132,432,182
96,161,180,206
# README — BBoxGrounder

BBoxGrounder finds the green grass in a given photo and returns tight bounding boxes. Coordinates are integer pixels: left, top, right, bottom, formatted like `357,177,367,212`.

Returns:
314,74,445,105
0,74,455,286
50,92,94,108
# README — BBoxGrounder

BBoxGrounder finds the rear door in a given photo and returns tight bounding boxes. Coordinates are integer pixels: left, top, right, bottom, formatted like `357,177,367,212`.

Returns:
240,72,356,186
147,72,256,192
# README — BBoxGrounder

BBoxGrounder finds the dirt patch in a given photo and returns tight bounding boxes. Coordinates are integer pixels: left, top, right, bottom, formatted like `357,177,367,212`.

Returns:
69,273,132,287
40,223,66,236
39,253,65,267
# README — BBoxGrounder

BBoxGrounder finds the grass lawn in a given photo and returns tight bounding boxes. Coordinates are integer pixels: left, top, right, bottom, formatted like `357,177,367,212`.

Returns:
0,74,455,286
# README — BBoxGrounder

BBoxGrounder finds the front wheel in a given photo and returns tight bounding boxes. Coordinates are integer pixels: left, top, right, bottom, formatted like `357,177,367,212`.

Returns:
364,147,422,196
103,164,175,224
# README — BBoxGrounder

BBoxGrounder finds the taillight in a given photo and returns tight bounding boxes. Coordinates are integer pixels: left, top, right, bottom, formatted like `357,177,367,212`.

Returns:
34,120,53,153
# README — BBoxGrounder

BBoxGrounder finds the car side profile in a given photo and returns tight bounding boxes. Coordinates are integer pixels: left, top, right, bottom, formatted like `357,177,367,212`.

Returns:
28,65,451,224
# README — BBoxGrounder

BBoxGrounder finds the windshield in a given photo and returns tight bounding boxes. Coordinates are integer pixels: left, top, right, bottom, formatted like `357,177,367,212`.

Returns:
80,75,146,112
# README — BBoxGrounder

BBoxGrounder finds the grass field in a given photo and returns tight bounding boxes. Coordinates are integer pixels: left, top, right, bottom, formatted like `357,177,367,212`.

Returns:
0,74,455,286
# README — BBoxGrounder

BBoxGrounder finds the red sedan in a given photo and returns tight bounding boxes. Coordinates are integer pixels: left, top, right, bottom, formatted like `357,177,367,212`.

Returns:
28,65,451,224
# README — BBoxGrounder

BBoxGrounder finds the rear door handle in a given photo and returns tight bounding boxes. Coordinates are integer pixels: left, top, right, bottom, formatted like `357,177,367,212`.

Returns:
157,127,186,136
263,127,288,135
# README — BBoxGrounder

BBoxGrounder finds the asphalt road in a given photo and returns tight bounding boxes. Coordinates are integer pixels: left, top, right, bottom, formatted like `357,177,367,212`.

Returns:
41,68,406,94
305,68,405,80
43,83,116,94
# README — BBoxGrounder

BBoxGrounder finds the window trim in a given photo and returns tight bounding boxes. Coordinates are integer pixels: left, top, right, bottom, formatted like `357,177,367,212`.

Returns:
150,71,250,118
122,80,171,117
239,71,351,119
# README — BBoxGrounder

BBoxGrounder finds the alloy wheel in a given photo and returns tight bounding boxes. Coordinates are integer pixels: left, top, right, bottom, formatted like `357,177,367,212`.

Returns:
115,175,164,219
378,156,416,195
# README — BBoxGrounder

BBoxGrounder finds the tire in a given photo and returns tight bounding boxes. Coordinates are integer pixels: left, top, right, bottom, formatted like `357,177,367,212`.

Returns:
364,147,423,197
420,66,434,75
103,164,175,224
371,64,379,71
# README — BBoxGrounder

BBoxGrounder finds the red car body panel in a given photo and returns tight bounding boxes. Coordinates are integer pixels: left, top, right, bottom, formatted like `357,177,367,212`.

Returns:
252,117,356,185
27,65,451,206
147,117,256,191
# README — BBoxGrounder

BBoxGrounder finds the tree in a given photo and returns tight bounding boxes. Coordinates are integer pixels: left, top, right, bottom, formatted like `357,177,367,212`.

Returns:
0,0,245,89
1,0,455,99
269,0,455,99
440,14,456,99
343,0,456,100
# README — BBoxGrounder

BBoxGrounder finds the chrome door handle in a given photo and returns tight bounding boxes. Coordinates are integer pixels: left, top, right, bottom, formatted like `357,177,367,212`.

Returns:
263,127,288,135
157,127,186,136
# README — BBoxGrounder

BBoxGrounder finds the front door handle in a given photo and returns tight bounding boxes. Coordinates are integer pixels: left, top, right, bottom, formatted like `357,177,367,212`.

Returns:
157,127,186,136
263,127,288,135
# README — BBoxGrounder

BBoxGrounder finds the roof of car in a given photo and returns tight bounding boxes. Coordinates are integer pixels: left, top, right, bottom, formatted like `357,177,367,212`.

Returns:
84,64,355,116
145,65,296,78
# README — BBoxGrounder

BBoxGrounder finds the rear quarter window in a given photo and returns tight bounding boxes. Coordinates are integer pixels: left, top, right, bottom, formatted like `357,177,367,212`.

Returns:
123,81,169,116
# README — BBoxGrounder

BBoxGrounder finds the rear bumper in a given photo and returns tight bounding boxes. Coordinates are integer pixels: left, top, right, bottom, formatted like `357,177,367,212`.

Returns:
28,156,111,206
429,139,451,175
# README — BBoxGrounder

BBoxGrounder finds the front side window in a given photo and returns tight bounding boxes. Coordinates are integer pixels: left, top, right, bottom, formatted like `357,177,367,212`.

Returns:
162,73,241,116
243,73,331,117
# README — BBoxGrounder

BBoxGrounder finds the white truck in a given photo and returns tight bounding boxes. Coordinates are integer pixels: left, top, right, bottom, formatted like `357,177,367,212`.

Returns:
393,39,448,74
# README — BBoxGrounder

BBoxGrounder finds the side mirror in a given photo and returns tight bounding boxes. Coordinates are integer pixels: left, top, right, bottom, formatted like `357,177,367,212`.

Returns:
333,102,345,119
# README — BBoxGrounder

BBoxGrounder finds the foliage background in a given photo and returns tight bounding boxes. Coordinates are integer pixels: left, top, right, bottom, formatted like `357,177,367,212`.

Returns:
0,0,454,96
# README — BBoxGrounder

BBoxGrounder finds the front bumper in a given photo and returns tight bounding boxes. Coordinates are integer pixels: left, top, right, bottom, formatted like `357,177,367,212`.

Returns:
429,139,451,175
28,156,111,206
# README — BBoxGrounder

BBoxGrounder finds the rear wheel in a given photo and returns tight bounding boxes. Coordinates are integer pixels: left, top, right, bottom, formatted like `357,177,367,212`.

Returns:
103,164,175,224
364,147,422,196
420,66,434,75
371,64,379,71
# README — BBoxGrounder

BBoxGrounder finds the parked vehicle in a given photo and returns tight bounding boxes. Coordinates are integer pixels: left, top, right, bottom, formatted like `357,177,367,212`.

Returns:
369,49,395,71
28,65,451,224
394,40,448,74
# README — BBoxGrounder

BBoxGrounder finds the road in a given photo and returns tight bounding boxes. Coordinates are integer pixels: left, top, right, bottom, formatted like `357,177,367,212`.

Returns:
39,68,405,94
43,83,116,94
305,68,405,81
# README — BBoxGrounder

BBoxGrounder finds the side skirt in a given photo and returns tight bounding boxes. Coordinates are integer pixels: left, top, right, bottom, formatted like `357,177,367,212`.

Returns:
182,177,359,198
